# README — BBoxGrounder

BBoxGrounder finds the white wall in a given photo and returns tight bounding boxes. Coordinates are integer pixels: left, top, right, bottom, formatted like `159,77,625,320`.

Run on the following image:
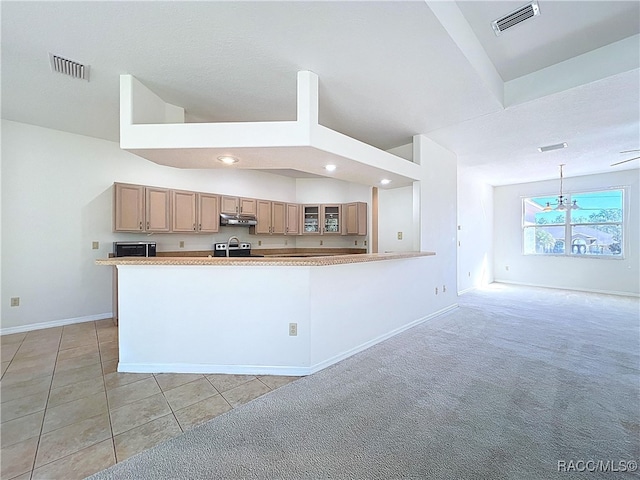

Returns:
457,169,494,293
414,135,458,305
378,186,414,252
0,120,370,332
493,169,640,295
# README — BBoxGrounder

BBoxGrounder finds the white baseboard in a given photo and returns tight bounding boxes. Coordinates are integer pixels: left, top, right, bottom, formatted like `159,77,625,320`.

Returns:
1,313,114,336
309,303,459,375
117,304,459,376
494,280,640,298
117,362,310,376
457,286,477,296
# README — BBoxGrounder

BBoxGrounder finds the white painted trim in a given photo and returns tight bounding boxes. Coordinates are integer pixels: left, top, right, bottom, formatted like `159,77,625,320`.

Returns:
494,280,640,298
457,286,477,296
117,362,311,377
0,313,114,336
309,304,458,374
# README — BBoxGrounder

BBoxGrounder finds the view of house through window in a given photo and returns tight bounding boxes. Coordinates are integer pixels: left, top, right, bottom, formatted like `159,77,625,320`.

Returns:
523,189,624,257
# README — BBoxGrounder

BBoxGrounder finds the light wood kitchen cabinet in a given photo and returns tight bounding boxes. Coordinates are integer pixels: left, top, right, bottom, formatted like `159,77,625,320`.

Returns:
172,191,219,233
114,183,145,232
145,187,171,232
221,196,257,215
197,193,219,233
301,204,343,235
344,202,367,236
254,200,285,235
286,203,300,235
302,205,321,234
114,183,170,233
322,204,342,235
172,190,197,232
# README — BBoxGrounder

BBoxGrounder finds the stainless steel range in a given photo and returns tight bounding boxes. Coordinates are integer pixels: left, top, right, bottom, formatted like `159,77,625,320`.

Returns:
213,241,262,257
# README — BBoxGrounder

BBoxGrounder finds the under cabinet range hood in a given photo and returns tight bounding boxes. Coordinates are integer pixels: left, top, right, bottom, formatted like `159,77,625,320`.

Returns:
220,213,258,226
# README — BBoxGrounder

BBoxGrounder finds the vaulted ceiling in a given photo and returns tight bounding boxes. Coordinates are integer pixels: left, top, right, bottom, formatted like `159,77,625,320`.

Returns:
2,1,639,186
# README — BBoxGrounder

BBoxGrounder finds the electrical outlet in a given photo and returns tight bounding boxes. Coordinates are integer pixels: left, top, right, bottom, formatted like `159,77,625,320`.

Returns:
354,240,358,246
435,287,438,295
364,240,367,246
468,271,471,277
320,240,323,246
397,232,403,240
443,285,446,293
258,240,262,246
92,241,99,250
289,323,298,336
179,241,185,248
10,297,20,307
505,266,510,271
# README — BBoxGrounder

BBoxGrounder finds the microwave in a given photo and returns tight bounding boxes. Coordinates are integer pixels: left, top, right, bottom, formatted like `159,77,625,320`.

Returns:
113,242,156,257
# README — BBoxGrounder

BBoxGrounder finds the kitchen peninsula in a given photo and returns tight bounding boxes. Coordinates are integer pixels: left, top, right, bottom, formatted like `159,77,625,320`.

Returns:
97,251,448,376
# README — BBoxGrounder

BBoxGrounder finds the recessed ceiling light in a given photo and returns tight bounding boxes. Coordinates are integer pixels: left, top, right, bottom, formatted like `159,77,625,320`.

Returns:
325,164,337,172
538,142,567,153
380,179,391,185
217,155,239,165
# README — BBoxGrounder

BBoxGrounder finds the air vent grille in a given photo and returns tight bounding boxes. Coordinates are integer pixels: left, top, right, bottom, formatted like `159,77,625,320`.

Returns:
491,1,540,36
49,53,90,81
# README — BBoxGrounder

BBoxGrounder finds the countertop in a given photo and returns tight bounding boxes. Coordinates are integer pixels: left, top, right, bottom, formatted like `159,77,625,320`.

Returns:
96,251,435,267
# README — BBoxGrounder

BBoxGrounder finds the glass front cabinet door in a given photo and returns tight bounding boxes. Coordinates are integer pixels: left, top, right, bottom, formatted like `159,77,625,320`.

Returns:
322,204,342,234
303,205,320,234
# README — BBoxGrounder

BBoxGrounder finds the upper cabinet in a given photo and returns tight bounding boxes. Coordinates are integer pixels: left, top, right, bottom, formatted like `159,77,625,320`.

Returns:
172,190,197,232
302,205,321,234
197,193,220,233
145,187,171,232
172,191,220,233
300,204,345,235
322,204,342,235
221,196,257,215
114,182,365,237
344,202,367,236
114,183,170,233
115,183,218,234
254,200,286,235
286,204,300,235
114,183,145,232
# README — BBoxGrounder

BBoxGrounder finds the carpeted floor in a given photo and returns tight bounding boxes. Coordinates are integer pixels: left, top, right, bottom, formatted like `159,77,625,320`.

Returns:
88,284,640,479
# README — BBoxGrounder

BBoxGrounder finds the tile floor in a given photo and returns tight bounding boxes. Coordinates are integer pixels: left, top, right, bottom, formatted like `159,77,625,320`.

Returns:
0,319,300,479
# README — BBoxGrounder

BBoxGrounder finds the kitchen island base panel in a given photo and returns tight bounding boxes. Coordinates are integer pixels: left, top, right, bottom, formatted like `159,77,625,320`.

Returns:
112,253,451,375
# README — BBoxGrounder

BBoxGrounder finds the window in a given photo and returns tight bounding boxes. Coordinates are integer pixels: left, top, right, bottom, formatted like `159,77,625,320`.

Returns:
523,189,624,257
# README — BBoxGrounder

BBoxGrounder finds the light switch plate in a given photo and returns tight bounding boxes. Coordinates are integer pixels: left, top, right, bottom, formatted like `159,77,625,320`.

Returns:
92,241,99,250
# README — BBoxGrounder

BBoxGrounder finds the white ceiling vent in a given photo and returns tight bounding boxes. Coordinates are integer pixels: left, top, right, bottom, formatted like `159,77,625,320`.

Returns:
49,53,90,81
491,1,540,36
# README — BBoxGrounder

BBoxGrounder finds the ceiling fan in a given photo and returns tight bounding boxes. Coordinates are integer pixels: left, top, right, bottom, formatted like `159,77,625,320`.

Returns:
611,149,640,166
